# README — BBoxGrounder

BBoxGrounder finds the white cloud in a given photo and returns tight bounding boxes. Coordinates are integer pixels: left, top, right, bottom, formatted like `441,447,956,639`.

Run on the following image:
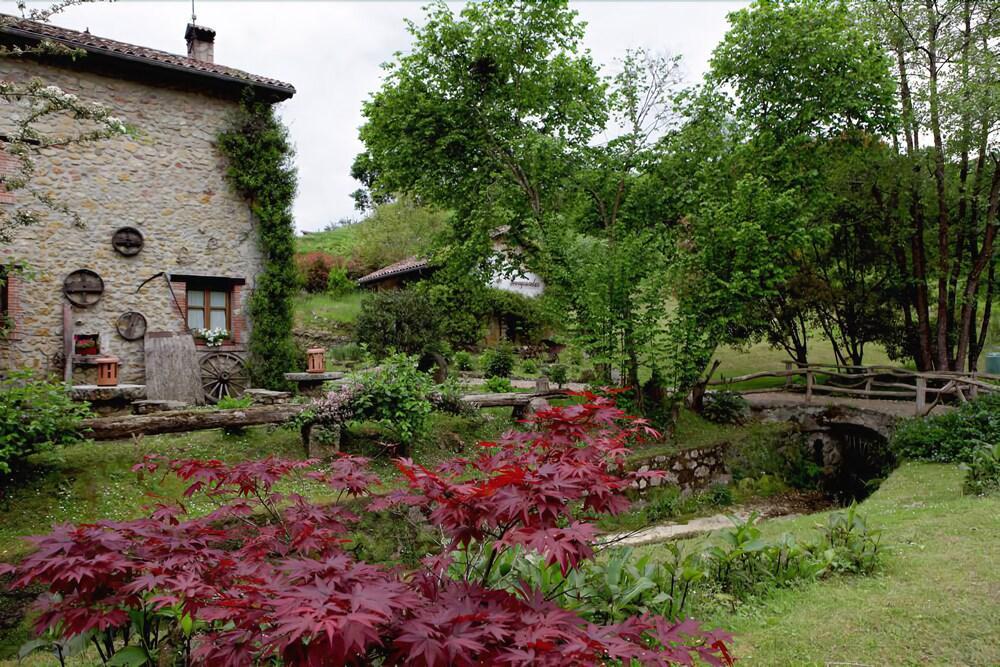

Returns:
22,1,747,232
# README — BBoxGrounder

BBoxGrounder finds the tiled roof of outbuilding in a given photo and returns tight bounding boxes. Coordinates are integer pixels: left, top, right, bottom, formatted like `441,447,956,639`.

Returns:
0,15,295,98
356,257,431,285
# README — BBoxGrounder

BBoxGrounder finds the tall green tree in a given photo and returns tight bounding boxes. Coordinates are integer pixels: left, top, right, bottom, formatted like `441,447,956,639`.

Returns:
355,1,686,392
661,0,901,377
863,0,999,371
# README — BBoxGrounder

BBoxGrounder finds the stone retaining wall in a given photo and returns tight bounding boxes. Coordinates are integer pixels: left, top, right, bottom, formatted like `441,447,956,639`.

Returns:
629,443,731,494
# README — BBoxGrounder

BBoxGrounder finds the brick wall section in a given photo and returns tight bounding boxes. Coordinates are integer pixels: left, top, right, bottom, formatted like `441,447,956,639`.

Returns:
4,272,22,340
231,284,244,344
169,281,188,324
0,150,17,205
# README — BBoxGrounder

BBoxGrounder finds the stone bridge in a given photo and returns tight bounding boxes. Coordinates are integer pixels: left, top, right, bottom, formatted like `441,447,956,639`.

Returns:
742,393,912,501
742,392,912,440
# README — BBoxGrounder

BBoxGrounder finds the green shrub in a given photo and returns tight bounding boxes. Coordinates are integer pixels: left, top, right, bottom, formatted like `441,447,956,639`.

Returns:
0,372,90,474
303,255,333,293
355,288,445,359
643,486,682,523
484,376,514,393
705,482,735,507
736,473,788,497
326,266,355,297
479,505,881,626
329,343,364,361
724,425,822,491
486,289,549,344
430,377,475,417
481,343,515,379
815,503,882,574
453,350,473,371
216,395,254,410
520,358,539,375
961,442,1000,496
702,390,750,425
891,393,1000,463
546,363,569,388
350,353,435,444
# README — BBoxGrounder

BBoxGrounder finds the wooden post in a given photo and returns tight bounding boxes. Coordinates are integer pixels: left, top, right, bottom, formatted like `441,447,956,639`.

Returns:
915,377,926,416
805,370,813,403
63,303,74,384
783,361,794,390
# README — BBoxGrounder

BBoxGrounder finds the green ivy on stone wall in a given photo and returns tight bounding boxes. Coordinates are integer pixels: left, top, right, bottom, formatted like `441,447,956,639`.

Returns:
217,92,299,390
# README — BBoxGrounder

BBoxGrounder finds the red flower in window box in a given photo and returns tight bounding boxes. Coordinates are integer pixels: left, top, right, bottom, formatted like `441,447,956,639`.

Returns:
74,336,99,355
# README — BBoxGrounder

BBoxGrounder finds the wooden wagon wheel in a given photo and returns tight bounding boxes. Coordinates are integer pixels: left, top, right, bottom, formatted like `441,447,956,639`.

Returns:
200,352,248,403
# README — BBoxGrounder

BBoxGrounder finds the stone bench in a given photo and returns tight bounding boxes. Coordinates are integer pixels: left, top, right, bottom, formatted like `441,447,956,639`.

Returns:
70,384,147,416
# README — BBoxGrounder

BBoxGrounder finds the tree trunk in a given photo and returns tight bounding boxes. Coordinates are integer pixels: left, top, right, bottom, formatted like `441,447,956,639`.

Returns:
955,165,1000,368
947,0,975,368
893,29,934,370
924,0,952,370
688,359,721,414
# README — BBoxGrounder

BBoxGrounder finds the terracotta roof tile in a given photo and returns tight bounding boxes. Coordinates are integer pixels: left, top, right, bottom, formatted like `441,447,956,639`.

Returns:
0,15,295,97
357,257,431,285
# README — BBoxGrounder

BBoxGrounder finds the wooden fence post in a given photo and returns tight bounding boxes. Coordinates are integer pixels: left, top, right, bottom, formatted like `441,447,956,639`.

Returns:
784,361,794,390
915,377,926,416
805,370,813,404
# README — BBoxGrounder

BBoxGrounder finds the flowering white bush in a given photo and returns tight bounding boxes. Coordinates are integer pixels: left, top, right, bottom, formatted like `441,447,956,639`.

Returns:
196,327,229,347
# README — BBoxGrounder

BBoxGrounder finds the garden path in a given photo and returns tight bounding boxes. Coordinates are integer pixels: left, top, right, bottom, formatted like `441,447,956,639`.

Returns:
602,494,828,548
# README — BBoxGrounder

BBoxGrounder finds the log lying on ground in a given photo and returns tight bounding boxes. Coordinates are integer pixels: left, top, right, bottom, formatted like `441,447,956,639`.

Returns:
81,390,571,442
81,404,309,441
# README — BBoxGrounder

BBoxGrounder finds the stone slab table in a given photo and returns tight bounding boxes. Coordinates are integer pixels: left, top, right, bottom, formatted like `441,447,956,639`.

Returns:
283,372,346,396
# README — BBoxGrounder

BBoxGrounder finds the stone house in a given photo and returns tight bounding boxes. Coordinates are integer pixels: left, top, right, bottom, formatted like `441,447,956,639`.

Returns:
0,17,294,393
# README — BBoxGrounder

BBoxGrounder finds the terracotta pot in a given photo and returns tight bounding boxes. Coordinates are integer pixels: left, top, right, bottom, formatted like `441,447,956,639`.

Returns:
306,348,326,374
96,356,120,387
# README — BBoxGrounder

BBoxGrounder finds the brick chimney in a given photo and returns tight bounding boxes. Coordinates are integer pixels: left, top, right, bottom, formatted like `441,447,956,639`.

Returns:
185,23,215,63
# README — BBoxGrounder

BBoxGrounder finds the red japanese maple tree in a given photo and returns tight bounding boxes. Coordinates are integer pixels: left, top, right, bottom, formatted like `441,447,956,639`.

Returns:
2,393,732,666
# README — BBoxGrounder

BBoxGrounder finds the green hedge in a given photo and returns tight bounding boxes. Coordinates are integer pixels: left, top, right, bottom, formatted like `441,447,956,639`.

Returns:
891,393,1000,463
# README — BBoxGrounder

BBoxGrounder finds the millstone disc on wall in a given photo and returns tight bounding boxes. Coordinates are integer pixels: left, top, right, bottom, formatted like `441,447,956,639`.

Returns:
115,311,147,341
63,269,104,307
112,226,144,256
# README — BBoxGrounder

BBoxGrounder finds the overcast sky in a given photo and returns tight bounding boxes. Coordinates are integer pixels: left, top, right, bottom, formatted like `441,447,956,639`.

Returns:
22,1,748,232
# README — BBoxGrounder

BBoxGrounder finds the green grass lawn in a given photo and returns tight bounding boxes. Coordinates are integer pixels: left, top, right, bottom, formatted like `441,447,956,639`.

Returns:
293,290,364,329
0,427,312,562
633,463,999,666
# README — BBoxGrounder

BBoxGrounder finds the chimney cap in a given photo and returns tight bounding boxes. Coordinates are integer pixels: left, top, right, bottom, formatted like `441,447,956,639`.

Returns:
185,23,215,43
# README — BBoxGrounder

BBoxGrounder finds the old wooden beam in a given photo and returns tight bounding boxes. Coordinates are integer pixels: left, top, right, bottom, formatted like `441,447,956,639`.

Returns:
81,390,571,442
81,404,309,441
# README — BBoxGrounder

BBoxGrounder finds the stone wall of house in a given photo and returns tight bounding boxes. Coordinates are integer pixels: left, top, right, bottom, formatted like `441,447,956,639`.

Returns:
0,59,264,384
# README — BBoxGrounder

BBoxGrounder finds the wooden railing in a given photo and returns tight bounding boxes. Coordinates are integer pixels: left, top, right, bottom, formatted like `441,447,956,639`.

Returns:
708,363,1000,416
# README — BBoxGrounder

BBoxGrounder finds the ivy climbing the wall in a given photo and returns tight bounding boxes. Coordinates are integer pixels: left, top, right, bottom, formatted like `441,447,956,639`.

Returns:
217,93,299,390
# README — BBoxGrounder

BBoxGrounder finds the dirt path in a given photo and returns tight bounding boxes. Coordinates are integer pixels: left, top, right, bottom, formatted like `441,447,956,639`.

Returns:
601,493,832,548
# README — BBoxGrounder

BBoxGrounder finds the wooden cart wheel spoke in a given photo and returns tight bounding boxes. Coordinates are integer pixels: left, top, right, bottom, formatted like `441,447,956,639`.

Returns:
199,352,248,404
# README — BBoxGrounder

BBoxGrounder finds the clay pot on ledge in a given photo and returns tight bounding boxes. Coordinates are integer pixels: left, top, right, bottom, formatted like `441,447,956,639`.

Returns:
306,348,326,374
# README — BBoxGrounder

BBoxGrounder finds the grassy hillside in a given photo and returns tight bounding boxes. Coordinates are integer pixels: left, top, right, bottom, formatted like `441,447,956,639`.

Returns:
296,222,365,257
